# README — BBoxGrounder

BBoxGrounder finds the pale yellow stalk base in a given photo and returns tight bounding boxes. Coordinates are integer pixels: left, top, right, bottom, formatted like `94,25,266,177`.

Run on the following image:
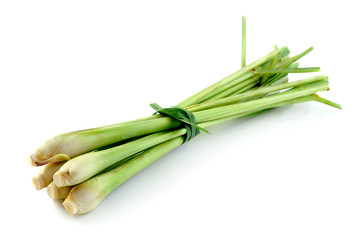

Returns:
52,172,67,187
62,184,105,215
32,162,65,190
47,182,72,200
62,199,80,215
32,175,46,190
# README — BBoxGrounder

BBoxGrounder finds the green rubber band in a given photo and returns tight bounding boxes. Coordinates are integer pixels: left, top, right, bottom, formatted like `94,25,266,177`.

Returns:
150,103,210,143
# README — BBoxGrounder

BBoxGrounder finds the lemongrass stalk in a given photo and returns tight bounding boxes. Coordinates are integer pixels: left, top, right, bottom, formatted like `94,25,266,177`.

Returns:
260,94,318,109
30,116,181,166
47,182,72,200
32,162,65,190
255,67,320,74
53,128,187,187
187,75,327,112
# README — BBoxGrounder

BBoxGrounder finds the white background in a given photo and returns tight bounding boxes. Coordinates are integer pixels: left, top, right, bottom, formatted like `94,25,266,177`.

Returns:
1,1,352,239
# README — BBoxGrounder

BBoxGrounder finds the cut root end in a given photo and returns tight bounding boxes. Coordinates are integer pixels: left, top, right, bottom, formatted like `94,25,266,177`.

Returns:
47,183,72,200
53,172,67,187
32,175,45,190
63,199,79,215
47,184,59,199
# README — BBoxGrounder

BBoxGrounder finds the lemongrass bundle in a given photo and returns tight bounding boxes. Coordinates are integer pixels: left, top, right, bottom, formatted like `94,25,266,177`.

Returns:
30,17,341,215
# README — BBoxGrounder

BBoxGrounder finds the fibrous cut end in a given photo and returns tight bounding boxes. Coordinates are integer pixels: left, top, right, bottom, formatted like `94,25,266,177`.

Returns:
47,183,72,200
47,184,59,199
63,199,79,215
32,175,45,190
53,172,68,187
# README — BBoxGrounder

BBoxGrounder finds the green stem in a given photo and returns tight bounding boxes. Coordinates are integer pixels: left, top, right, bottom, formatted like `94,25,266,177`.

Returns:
177,48,281,107
241,16,246,68
187,75,327,111
256,67,320,74
315,95,342,109
196,46,291,103
230,81,259,96
264,62,299,85
193,81,329,122
277,46,313,69
260,46,281,84
196,71,255,103
204,75,261,101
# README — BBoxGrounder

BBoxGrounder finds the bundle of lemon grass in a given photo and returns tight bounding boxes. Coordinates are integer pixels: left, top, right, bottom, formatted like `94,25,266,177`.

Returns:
30,17,341,215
